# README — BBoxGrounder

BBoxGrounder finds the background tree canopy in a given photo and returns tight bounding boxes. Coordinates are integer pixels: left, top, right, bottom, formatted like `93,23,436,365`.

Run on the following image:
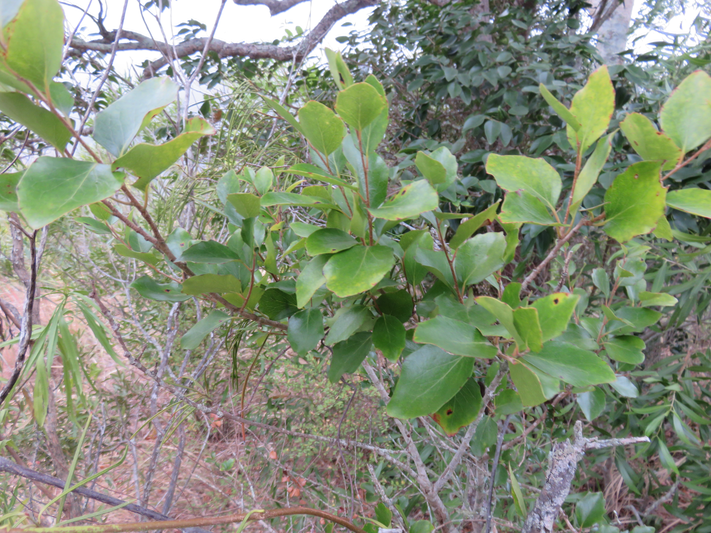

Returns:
0,1,710,533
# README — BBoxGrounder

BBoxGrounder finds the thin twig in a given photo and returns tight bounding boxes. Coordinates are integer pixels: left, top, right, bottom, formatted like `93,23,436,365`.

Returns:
485,415,511,533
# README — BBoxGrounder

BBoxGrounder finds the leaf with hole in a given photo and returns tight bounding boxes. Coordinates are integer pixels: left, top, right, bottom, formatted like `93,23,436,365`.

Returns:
531,292,580,342
431,378,482,436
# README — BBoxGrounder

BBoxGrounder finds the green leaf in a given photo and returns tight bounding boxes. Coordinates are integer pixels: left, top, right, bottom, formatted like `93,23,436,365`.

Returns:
253,167,273,196
571,133,613,211
325,48,353,90
325,305,370,346
431,378,482,436
17,157,124,229
502,283,522,309
510,362,547,407
667,188,711,218
0,0,63,93
531,293,580,342
414,315,497,358
296,255,329,308
426,147,458,192
521,341,615,387
182,274,241,295
298,100,346,156
0,92,70,150
180,310,230,350
577,388,606,421
94,77,178,157
49,81,73,116
604,161,666,243
566,66,614,154
323,245,395,298
373,315,406,362
76,216,110,234
227,193,261,219
287,163,356,190
0,171,20,211
539,83,581,130
604,335,645,364
114,118,215,190
449,201,500,249
288,308,324,355
328,332,372,383
386,345,474,419
259,289,297,321
499,192,559,225
620,113,682,171
476,297,523,345
376,290,413,323
659,70,711,153
513,307,543,352
131,275,190,302
306,228,357,255
592,268,610,298
486,154,561,210
656,438,679,475
639,291,678,307
261,191,335,210
367,180,439,221
454,232,506,287
262,96,304,134
416,151,446,185
335,82,387,131
180,241,241,263
113,244,159,266
509,464,527,518
575,492,605,528
495,389,523,415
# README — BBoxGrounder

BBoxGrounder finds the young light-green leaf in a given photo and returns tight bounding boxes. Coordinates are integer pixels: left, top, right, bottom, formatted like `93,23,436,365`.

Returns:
620,113,682,171
323,245,395,298
566,66,614,154
416,151,446,185
367,180,439,221
539,83,581,130
386,345,474,419
335,82,387,131
114,118,215,190
17,158,124,229
666,188,711,218
227,193,261,219
659,70,711,154
486,154,561,210
94,77,178,157
298,100,346,156
571,133,613,211
604,161,666,243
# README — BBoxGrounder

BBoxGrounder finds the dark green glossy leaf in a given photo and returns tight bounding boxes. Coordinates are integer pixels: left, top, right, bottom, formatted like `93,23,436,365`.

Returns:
325,305,370,346
328,332,372,383
454,232,506,287
387,345,474,419
373,315,406,361
305,228,357,255
521,341,615,387
288,308,324,355
604,335,645,364
577,388,606,422
296,255,329,308
259,289,298,321
414,315,497,358
376,290,413,323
